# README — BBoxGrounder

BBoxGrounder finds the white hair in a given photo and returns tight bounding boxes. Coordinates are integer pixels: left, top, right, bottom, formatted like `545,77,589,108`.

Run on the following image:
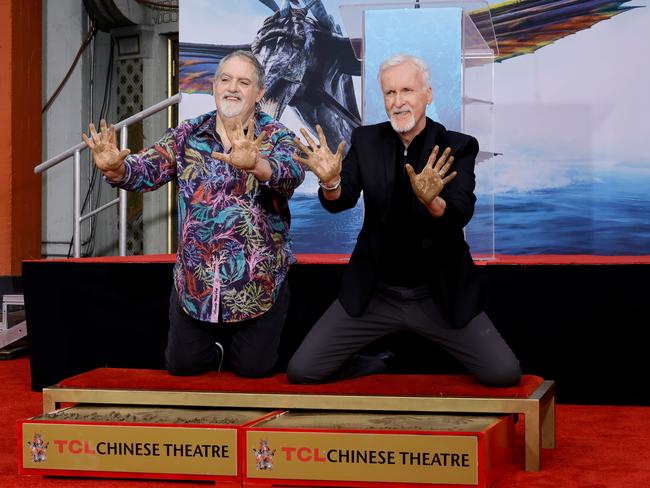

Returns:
378,54,431,89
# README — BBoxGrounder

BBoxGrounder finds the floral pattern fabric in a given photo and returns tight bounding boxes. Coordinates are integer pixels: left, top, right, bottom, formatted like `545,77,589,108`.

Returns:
116,109,305,323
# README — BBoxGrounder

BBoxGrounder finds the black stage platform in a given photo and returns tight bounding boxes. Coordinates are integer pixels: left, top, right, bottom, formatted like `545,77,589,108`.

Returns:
22,254,650,405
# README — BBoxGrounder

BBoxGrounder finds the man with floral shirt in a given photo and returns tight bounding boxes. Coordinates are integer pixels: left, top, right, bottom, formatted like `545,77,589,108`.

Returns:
82,51,305,377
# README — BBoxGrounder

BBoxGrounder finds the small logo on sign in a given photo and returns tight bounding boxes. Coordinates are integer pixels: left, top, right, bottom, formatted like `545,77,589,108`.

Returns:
27,433,49,463
253,439,275,470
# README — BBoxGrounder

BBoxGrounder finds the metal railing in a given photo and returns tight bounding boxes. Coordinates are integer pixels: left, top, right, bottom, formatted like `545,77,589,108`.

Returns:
35,93,181,258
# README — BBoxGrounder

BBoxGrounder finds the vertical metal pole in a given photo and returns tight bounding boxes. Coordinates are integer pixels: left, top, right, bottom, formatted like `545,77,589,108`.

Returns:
166,37,175,255
73,150,82,258
119,126,128,256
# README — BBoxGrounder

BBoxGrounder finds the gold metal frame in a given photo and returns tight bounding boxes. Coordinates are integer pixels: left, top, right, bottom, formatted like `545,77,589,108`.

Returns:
42,380,555,472
166,36,177,254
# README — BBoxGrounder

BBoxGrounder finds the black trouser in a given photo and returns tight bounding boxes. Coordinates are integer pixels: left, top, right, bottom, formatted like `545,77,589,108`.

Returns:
165,281,290,378
287,283,521,387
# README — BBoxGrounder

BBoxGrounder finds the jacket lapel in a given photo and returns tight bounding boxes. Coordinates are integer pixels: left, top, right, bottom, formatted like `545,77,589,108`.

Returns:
381,123,397,192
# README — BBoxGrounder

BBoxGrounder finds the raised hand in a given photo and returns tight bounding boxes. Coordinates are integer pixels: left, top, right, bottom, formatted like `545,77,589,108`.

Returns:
212,118,266,171
405,145,457,206
82,119,130,180
292,125,346,186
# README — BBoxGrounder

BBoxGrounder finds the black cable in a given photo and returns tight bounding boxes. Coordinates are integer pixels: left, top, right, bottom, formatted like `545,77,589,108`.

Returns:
135,0,178,10
87,37,115,256
83,33,98,255
42,20,97,114
64,20,97,258
66,35,115,258
98,38,115,120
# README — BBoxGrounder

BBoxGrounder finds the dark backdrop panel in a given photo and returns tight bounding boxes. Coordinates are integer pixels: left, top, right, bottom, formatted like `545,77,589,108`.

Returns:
23,261,650,405
24,262,173,391
480,265,650,406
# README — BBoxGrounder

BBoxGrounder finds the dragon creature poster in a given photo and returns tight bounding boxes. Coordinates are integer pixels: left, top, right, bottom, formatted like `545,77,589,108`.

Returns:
179,0,650,257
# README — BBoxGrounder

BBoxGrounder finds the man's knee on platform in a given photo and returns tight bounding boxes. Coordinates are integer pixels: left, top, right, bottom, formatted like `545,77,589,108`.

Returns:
230,351,277,379
165,358,209,377
475,361,522,387
165,341,223,377
286,360,327,384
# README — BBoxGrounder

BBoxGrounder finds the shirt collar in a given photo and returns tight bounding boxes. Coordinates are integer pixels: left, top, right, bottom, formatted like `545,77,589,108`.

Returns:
195,106,263,139
194,111,218,138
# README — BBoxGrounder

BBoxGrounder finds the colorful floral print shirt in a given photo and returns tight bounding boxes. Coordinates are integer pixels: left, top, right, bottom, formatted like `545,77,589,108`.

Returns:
116,109,305,323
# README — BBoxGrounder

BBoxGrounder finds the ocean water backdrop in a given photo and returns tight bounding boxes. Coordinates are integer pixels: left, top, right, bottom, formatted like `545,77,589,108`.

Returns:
289,166,650,256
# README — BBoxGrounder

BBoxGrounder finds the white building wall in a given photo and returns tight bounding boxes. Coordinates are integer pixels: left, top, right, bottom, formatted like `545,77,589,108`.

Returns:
42,1,177,258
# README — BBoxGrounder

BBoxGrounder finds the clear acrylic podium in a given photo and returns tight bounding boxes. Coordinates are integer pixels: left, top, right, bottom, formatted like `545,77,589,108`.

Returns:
340,1,498,259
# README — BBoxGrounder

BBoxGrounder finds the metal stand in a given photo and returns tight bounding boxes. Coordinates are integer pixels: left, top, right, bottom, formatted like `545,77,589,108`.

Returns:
0,294,27,351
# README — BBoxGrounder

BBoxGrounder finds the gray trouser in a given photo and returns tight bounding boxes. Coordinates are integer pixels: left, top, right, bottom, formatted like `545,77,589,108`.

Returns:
287,284,521,386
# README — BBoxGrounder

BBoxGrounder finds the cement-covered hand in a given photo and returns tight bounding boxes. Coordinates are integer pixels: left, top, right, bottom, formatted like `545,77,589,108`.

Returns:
82,119,130,182
292,124,346,188
405,145,457,208
212,117,266,171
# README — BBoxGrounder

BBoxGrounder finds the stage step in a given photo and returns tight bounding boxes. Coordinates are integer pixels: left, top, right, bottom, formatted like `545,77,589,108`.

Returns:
20,405,513,487
43,369,556,472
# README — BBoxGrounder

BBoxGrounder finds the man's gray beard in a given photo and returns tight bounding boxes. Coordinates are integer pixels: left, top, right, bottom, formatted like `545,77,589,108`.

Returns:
218,99,243,118
389,112,416,133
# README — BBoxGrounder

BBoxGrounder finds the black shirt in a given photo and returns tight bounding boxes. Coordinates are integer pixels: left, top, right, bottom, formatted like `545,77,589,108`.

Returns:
376,125,431,287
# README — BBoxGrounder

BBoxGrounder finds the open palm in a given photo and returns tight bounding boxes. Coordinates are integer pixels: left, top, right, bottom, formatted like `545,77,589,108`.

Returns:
82,119,130,178
212,118,266,171
406,145,457,205
292,124,345,184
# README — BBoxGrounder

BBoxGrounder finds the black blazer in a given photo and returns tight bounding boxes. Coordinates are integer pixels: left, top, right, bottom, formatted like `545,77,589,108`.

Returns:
319,118,482,329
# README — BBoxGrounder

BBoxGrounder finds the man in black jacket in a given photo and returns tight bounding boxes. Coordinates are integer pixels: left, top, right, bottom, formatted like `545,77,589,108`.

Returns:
287,54,520,386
